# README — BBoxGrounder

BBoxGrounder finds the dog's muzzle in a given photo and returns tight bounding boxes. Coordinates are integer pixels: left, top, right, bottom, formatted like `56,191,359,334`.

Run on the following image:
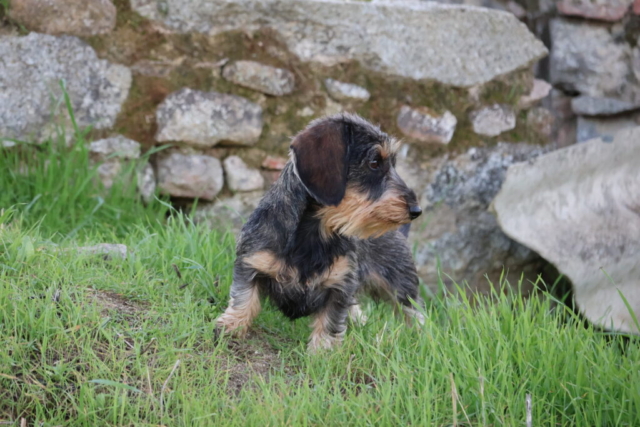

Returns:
392,170,422,221
408,205,422,220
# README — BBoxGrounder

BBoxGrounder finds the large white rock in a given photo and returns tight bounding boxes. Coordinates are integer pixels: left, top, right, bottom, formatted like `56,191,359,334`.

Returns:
397,142,547,293
492,127,640,333
0,33,131,144
155,88,263,147
130,0,547,87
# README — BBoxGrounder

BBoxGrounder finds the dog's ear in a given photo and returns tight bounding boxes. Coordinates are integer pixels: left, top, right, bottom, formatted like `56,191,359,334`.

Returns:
291,119,348,206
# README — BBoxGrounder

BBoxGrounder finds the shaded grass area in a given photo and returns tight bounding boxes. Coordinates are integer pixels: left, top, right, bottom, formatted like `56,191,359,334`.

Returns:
1,125,639,426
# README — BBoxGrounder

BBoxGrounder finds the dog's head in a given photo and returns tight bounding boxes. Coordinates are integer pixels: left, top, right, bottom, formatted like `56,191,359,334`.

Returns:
291,113,421,239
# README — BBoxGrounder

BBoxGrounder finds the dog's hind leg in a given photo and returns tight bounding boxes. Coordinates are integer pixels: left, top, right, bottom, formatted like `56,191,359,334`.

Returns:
214,262,261,338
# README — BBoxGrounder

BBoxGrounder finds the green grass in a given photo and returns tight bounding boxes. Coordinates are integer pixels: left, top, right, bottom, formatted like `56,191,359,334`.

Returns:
0,85,167,240
1,116,640,426
2,216,640,426
0,135,169,240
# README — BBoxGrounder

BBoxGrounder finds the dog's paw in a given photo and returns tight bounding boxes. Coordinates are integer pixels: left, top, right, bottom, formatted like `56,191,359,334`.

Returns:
402,306,425,326
307,332,343,354
213,316,249,341
213,323,225,342
348,304,368,326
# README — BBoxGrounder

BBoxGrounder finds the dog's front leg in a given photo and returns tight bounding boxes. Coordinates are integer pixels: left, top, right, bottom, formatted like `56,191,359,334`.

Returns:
308,288,356,353
214,262,261,339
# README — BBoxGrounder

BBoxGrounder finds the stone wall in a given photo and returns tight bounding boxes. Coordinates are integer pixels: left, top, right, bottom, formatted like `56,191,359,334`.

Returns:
2,0,637,293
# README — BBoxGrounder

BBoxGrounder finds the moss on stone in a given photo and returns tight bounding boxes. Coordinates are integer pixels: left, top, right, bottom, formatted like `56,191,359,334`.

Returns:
85,1,546,157
478,69,533,106
109,76,172,149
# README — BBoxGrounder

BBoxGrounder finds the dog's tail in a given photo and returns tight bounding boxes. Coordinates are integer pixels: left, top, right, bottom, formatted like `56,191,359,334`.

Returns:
399,223,411,238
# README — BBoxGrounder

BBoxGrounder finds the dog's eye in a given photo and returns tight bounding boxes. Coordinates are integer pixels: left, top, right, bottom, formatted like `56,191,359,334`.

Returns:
369,159,380,170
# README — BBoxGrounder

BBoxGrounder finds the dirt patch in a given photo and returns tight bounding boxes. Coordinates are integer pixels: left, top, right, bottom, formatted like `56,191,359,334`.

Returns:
88,288,148,320
219,329,291,395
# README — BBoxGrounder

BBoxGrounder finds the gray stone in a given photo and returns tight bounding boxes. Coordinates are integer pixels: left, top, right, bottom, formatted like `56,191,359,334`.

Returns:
77,243,128,260
137,163,156,203
549,19,638,103
505,1,527,18
297,107,315,117
633,47,640,82
492,127,640,333
193,191,264,232
571,96,640,116
397,142,547,292
526,107,554,139
261,155,288,171
323,97,344,116
130,0,547,87
156,152,224,200
9,0,117,36
397,106,457,145
518,78,552,109
470,104,516,137
88,139,155,202
374,0,506,6
89,135,141,161
542,88,578,148
88,135,152,198
96,159,156,197
155,88,263,147
576,114,640,143
557,0,632,22
0,33,131,144
130,59,181,78
223,155,265,192
95,160,122,191
324,79,371,102
222,60,295,96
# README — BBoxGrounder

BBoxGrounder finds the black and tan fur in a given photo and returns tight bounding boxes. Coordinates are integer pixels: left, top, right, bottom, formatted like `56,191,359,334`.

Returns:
215,113,424,352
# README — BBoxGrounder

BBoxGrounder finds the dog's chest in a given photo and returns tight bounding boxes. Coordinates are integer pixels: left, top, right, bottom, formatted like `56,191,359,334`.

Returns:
300,255,351,289
289,229,354,288
244,247,353,290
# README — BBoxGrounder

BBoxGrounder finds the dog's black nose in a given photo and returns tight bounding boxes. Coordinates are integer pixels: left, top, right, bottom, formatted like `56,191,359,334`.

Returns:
409,205,422,220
